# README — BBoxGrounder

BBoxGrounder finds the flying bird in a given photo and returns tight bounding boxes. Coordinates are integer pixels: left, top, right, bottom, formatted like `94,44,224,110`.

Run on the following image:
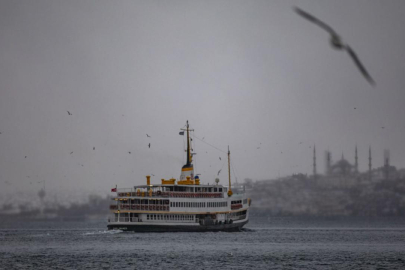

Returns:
70,152,73,155
148,143,151,148
219,157,221,160
294,7,375,85
67,111,72,115
217,169,222,176
146,134,151,138
93,147,95,150
128,151,131,154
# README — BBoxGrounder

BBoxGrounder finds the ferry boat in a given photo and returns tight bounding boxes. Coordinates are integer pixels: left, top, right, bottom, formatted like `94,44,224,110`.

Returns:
107,121,251,232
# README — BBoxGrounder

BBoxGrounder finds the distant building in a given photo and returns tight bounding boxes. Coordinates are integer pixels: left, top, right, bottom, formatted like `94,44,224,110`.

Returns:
325,150,357,177
323,147,400,182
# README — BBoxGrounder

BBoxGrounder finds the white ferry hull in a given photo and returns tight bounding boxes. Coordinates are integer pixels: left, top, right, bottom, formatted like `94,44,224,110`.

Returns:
107,219,248,232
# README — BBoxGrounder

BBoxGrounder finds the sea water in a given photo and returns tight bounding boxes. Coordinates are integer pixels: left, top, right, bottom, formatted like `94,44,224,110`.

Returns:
1,216,405,269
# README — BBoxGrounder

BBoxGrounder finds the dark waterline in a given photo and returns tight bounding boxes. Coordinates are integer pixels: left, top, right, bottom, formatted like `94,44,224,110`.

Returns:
1,216,405,269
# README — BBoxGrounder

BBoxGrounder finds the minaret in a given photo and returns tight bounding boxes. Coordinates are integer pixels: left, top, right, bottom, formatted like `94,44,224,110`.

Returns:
368,146,372,180
355,145,359,173
313,145,317,179
384,149,390,180
325,150,331,176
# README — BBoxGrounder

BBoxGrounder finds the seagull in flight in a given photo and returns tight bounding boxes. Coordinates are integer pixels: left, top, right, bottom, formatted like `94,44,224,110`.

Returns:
217,169,222,176
294,7,375,85
146,134,151,138
67,111,72,115
148,143,151,148
219,157,221,160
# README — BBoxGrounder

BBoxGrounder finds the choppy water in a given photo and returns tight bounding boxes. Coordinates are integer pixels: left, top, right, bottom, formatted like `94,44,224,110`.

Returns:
1,216,405,269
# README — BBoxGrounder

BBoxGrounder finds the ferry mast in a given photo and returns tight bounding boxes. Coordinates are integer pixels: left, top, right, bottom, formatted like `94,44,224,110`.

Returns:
180,120,194,181
227,146,233,197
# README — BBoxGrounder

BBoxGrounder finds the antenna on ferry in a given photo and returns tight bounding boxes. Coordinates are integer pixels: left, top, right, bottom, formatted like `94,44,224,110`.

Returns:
227,145,233,197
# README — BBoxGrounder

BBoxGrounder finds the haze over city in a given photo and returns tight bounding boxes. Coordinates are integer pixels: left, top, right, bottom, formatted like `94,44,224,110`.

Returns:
1,0,404,204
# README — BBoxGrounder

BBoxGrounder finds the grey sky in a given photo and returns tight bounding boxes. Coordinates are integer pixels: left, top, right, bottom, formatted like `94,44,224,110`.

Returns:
1,0,404,202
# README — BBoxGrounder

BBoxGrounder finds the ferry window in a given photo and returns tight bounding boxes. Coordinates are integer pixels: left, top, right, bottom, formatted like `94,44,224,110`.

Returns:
214,188,217,192
147,214,149,220
154,214,156,220
219,188,222,192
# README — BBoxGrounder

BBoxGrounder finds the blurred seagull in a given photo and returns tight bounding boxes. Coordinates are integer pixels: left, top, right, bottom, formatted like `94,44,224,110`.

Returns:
93,147,95,150
294,7,375,85
70,152,73,154
217,169,222,176
128,151,131,154
148,143,151,148
146,134,151,138
67,111,72,115
219,157,221,160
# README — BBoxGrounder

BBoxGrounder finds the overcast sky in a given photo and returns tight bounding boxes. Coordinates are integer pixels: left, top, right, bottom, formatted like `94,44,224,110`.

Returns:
1,0,404,203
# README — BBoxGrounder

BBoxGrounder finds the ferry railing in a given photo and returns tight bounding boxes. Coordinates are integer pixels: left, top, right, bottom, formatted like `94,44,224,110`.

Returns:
116,191,224,198
117,205,170,211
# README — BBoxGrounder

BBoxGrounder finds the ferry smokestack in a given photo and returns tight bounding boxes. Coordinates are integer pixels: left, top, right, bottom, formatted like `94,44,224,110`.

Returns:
146,175,151,186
